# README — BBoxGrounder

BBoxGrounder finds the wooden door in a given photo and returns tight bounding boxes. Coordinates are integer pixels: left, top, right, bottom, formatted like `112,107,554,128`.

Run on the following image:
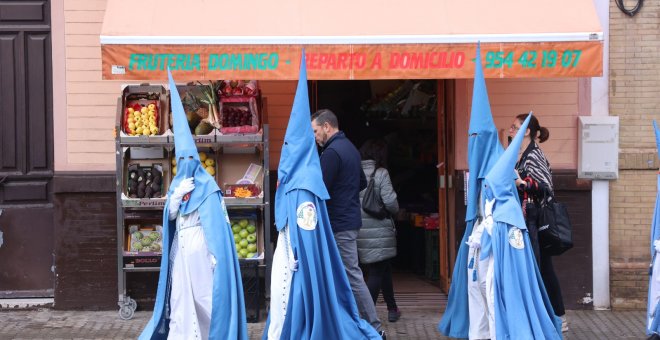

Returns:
0,0,54,298
436,80,457,292
436,81,447,291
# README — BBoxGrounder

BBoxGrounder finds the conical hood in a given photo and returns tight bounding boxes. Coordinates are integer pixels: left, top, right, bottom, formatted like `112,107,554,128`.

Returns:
167,69,220,214
651,120,660,256
466,42,504,222
484,112,532,228
169,69,199,160
274,50,330,230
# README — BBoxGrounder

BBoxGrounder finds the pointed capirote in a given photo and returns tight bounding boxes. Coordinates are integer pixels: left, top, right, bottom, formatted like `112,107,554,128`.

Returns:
274,49,330,230
484,112,532,229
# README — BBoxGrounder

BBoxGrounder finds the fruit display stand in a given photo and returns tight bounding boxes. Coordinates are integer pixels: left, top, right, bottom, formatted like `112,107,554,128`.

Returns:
115,83,272,320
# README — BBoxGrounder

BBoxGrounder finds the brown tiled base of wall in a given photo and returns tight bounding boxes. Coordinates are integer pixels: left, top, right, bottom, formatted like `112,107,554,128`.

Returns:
610,260,649,310
52,173,156,310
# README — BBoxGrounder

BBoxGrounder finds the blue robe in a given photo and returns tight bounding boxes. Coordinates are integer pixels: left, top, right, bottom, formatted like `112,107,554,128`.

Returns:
139,191,248,340
647,120,660,335
491,223,562,339
438,218,475,337
482,113,561,339
139,69,247,340
439,42,503,338
263,189,380,339
263,50,379,340
646,175,660,335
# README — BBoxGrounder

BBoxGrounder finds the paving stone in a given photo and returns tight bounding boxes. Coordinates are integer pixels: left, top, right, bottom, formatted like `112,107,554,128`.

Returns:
0,307,649,339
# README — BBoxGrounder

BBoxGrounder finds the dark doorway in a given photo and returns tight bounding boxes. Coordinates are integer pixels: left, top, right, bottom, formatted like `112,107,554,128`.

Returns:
312,80,441,286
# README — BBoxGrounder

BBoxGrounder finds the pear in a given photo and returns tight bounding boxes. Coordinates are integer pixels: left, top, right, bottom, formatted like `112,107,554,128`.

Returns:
186,110,201,131
194,121,213,135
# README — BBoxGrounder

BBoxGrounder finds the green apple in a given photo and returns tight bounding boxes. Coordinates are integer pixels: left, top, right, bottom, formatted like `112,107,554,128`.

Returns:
239,229,249,238
238,219,248,227
239,249,249,258
246,234,257,243
246,252,255,258
237,251,244,259
246,224,256,233
239,239,249,248
231,224,241,234
247,244,257,252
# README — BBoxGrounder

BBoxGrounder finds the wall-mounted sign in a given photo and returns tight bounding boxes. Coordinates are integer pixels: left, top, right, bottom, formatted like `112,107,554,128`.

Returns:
102,42,603,80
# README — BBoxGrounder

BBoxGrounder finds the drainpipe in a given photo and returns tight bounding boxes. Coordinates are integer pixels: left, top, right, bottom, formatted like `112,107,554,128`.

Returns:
591,0,610,310
592,181,610,309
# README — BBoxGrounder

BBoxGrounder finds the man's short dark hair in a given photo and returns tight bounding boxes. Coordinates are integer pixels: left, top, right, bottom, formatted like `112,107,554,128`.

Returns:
311,109,339,128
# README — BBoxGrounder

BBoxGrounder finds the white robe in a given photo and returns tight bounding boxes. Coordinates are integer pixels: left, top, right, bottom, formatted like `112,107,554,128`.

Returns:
466,198,496,340
267,227,296,340
168,205,216,340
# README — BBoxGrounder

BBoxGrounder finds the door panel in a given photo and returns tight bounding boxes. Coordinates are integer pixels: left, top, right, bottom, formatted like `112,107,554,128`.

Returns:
26,33,51,172
0,34,18,171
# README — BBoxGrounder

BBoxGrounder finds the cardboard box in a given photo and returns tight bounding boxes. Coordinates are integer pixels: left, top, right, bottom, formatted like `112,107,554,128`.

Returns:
218,152,264,204
123,254,162,268
123,224,163,268
175,84,220,140
122,151,170,207
227,211,263,260
219,96,260,135
126,225,163,253
225,184,261,198
116,84,170,143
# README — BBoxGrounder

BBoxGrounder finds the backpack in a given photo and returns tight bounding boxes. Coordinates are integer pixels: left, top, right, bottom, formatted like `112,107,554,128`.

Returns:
361,168,388,219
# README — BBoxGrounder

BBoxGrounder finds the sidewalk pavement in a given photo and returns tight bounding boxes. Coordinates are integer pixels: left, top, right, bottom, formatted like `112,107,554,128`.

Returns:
0,305,649,340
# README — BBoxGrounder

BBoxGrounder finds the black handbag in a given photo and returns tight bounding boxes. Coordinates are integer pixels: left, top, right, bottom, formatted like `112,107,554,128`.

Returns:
537,194,573,256
361,168,388,219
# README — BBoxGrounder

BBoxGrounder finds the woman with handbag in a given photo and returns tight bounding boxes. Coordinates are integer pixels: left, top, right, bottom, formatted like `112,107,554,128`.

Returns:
357,138,402,323
509,112,568,332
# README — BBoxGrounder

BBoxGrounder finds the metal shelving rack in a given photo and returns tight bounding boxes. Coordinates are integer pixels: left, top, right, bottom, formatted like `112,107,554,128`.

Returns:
115,105,272,319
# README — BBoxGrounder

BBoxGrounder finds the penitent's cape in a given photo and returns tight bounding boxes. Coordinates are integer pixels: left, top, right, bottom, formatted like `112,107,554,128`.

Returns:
262,51,380,340
139,70,247,340
439,42,503,338
483,113,562,339
646,121,660,335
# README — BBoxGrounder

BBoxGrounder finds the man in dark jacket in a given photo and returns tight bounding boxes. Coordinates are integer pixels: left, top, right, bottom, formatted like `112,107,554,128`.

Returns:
311,109,384,338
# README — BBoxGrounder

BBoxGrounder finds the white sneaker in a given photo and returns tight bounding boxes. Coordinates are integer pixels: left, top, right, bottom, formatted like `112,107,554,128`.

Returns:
560,315,568,332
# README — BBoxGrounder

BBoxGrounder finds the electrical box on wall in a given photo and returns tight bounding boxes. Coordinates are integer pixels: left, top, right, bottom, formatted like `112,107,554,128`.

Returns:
578,116,619,180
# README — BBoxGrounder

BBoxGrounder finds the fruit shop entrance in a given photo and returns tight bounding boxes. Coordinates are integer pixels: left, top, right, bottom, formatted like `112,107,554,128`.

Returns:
311,79,447,288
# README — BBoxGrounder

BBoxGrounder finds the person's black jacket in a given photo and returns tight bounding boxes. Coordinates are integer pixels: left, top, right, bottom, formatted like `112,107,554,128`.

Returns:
320,131,367,232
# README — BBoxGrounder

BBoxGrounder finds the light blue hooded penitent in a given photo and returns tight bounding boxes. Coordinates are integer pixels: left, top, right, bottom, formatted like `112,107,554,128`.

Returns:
262,51,380,340
439,42,503,338
484,113,562,339
646,120,660,335
139,69,247,340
